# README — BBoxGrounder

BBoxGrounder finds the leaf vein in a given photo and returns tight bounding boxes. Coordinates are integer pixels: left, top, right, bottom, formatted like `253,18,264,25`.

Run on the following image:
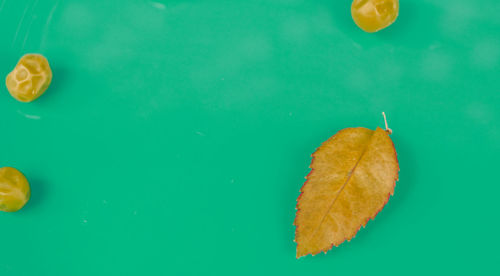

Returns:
308,131,375,242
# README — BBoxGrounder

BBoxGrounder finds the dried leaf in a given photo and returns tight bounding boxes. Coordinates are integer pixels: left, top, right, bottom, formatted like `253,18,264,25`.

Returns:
294,126,399,257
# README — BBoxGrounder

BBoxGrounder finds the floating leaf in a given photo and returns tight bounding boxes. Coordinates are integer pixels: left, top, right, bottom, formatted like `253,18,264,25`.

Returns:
294,114,399,258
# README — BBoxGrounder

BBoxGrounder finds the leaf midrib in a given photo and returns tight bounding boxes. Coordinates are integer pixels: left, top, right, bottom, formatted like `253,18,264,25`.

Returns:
309,131,375,241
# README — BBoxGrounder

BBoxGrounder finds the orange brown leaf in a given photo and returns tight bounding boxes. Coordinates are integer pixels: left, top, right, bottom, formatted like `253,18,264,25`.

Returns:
294,127,399,257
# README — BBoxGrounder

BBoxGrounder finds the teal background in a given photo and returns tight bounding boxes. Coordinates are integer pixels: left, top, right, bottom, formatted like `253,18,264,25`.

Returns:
1,0,499,275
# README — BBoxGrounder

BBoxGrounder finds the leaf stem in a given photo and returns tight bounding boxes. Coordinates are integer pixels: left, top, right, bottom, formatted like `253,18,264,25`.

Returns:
382,112,393,134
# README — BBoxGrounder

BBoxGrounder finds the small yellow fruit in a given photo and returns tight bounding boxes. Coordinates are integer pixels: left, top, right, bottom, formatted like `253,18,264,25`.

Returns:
351,0,399,33
0,167,30,212
5,54,52,102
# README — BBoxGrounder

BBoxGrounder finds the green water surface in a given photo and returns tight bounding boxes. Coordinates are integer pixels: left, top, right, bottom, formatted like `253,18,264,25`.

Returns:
0,0,499,275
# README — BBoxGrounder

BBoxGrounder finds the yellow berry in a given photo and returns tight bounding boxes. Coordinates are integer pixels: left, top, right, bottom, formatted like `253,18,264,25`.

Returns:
351,0,399,33
0,167,30,212
5,54,52,102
